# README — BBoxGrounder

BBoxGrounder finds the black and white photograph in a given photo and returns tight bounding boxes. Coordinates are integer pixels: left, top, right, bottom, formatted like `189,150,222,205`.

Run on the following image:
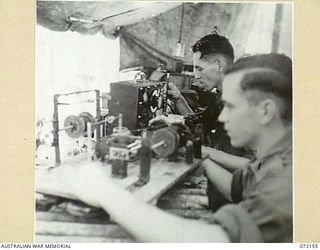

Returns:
35,1,293,243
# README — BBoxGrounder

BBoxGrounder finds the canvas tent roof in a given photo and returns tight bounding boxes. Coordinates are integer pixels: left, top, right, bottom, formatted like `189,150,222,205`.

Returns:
37,1,290,71
37,1,181,37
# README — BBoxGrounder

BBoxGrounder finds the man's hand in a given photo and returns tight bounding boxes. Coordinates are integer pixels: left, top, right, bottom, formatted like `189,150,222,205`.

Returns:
202,146,215,157
167,82,182,100
166,82,194,115
149,114,185,126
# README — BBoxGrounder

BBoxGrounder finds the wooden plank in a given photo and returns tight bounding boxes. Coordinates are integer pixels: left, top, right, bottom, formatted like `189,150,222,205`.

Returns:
36,211,109,224
157,194,208,210
35,156,209,243
163,208,214,220
36,155,208,205
36,161,138,200
132,157,205,203
36,221,132,239
169,188,207,196
35,235,134,243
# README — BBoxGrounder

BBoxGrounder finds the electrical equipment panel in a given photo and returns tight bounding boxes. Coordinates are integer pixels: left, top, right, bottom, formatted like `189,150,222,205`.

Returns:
108,80,166,130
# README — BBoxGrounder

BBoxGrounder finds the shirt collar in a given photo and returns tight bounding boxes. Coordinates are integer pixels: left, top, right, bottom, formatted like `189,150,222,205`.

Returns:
258,130,292,162
248,130,292,172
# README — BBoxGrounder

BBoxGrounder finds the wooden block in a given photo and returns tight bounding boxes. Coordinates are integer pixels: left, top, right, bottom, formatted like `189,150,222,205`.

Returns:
36,221,132,239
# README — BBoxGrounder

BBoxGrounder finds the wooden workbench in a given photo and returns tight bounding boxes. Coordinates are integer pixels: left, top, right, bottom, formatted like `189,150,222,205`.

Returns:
35,155,212,242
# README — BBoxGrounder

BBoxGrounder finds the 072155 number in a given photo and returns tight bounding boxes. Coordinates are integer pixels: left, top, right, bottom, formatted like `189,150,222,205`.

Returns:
300,244,318,248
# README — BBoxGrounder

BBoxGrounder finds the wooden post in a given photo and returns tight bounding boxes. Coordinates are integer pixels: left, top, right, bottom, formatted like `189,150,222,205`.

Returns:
272,4,283,53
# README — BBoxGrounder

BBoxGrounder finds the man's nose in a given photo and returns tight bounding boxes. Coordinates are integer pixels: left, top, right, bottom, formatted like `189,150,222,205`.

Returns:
218,108,226,123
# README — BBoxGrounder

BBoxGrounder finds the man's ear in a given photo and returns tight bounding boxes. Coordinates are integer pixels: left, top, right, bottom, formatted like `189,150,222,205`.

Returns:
258,99,278,125
216,57,228,72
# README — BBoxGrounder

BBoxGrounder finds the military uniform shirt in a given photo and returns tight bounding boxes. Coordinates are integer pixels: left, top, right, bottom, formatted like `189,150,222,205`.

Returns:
205,131,293,242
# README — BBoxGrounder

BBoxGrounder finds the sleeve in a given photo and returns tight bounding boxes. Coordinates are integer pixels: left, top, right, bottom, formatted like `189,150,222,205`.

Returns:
231,169,243,203
206,204,263,242
205,171,293,243
239,172,293,242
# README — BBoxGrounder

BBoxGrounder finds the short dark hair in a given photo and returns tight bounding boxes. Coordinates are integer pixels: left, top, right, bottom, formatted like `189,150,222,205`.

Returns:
225,54,292,125
227,53,292,81
192,34,234,62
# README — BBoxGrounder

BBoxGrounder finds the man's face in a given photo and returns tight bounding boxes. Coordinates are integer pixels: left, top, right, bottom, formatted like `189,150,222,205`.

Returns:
193,52,226,91
218,71,261,149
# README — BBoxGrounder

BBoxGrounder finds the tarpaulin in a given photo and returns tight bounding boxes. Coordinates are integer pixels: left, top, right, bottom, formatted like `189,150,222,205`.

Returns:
37,1,181,38
37,2,292,71
119,3,258,70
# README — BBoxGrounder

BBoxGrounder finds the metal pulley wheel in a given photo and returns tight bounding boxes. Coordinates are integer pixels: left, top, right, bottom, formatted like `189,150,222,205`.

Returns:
64,115,86,138
79,112,95,132
150,126,180,158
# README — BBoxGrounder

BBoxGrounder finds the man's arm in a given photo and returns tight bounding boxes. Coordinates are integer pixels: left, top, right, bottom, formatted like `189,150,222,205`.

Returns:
173,95,194,115
200,147,249,201
202,146,250,172
66,163,230,243
201,158,233,201
99,181,230,242
167,82,194,115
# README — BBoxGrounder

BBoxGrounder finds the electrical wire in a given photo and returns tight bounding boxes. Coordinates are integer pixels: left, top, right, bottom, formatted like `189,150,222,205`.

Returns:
178,3,185,43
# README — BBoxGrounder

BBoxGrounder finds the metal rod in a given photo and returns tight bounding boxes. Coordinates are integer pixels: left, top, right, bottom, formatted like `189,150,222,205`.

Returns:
57,125,74,131
95,90,101,140
87,123,93,161
130,145,142,151
93,118,108,126
127,141,141,149
150,140,165,150
118,113,123,133
102,121,106,137
57,99,95,105
163,74,169,114
55,89,98,98
53,94,61,165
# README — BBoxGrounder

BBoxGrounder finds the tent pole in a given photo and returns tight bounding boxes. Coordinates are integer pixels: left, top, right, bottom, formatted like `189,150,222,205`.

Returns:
271,4,283,53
